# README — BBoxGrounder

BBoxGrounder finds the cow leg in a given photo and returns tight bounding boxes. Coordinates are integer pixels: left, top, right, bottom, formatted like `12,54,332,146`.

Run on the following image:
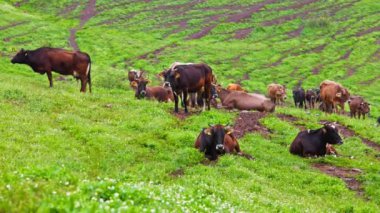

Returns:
174,93,179,113
183,90,189,113
47,71,53,88
362,113,365,119
80,76,87,92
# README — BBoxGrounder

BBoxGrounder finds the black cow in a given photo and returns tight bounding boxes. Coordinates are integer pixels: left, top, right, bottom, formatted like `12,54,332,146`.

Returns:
306,89,317,109
194,124,251,160
377,117,380,126
290,123,343,157
292,87,306,109
11,47,91,92
160,63,213,113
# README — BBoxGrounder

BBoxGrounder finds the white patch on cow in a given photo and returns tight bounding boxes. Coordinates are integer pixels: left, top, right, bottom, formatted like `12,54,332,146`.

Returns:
307,129,310,133
336,92,342,97
73,70,79,77
331,124,336,129
169,62,194,71
86,63,90,76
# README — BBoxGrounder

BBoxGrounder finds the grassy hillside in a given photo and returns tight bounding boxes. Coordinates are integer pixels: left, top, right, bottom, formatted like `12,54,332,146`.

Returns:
0,0,379,211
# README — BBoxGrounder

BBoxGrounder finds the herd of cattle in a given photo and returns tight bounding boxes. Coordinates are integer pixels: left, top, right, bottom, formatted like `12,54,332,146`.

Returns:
10,47,377,160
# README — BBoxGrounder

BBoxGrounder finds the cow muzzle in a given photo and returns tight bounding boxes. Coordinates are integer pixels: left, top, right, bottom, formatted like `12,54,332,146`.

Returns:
216,144,224,151
163,82,171,88
140,90,146,96
337,140,343,145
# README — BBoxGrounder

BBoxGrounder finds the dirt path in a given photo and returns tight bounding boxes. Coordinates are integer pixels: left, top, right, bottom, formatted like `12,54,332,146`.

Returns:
59,2,80,17
234,28,253,39
356,26,380,37
0,21,28,31
233,111,271,138
320,121,380,152
69,0,97,50
287,25,304,38
227,0,277,23
313,163,364,197
276,113,306,130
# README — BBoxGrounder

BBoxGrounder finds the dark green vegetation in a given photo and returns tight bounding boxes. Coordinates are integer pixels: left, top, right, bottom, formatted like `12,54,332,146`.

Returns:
0,0,379,211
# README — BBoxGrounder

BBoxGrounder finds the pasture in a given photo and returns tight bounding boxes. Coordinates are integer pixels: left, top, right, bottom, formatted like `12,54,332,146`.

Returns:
0,0,379,211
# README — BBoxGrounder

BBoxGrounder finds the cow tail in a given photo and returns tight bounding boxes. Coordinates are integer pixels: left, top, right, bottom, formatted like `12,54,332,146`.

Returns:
87,56,92,93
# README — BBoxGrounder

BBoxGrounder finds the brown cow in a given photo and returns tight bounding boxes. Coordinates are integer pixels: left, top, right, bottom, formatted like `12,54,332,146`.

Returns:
11,47,91,92
320,80,350,114
226,83,247,92
326,144,338,155
267,83,287,105
194,124,253,160
133,79,174,102
216,86,275,112
348,96,370,119
161,63,213,113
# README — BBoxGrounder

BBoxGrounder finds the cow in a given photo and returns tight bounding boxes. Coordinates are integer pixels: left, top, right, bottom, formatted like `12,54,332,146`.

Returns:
11,47,91,92
194,124,253,160
306,89,318,109
161,63,213,113
226,83,247,92
216,86,275,112
326,144,338,155
267,83,287,105
320,80,350,114
292,87,306,109
348,96,370,119
289,123,343,157
132,78,174,102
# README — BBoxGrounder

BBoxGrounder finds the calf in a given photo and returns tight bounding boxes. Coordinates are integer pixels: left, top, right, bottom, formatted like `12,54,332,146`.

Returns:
267,83,287,105
133,79,174,102
348,96,370,119
290,123,343,157
194,125,252,160
306,89,317,109
292,87,306,109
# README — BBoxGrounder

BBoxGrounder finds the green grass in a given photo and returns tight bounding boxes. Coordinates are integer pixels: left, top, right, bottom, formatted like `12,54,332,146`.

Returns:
0,0,380,211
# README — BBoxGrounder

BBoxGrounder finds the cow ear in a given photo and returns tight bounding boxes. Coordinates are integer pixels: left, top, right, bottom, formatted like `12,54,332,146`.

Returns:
130,81,138,87
204,128,212,135
174,71,180,79
225,127,234,135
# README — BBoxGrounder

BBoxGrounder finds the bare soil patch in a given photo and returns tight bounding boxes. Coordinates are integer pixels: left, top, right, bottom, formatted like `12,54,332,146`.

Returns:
169,168,184,177
59,2,80,16
188,25,217,39
234,28,253,39
0,21,28,31
275,0,320,11
233,111,271,138
313,163,364,196
356,26,380,37
69,0,97,50
339,49,352,60
320,121,380,151
227,0,276,23
346,67,356,77
312,64,323,75
287,25,304,38
138,44,177,60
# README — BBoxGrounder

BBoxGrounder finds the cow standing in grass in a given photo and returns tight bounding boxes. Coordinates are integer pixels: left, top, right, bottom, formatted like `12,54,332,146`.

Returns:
348,96,370,119
320,80,350,114
161,63,213,113
267,83,287,105
11,47,92,92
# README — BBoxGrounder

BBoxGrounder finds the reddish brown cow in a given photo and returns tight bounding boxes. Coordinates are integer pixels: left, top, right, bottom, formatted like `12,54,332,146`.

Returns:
348,96,370,119
194,124,253,160
226,83,247,92
11,47,91,92
267,83,287,105
320,80,350,114
133,79,174,102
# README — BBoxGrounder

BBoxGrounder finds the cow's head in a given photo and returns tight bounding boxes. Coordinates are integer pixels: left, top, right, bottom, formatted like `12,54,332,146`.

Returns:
158,69,171,88
204,124,233,153
211,84,218,99
359,101,370,114
164,68,181,88
134,79,150,99
322,123,343,145
128,70,138,82
11,48,29,64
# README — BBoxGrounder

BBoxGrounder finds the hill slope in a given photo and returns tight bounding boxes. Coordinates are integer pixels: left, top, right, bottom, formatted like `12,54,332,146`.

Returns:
0,0,379,211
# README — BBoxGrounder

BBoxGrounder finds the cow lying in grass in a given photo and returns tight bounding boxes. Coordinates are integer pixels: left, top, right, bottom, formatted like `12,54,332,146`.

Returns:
194,124,253,161
132,79,174,102
290,123,343,157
